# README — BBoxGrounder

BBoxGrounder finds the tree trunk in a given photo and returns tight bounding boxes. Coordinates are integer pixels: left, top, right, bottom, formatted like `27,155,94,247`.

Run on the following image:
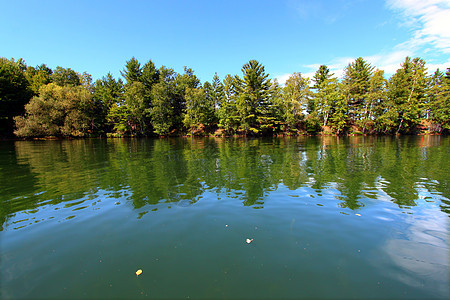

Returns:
396,117,404,134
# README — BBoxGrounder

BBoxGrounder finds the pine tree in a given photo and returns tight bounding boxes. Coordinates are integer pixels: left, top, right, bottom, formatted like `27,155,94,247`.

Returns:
310,65,334,114
121,57,142,85
363,69,386,133
150,66,177,136
218,74,241,134
238,60,272,134
211,72,224,112
342,57,374,127
428,68,450,133
383,57,427,134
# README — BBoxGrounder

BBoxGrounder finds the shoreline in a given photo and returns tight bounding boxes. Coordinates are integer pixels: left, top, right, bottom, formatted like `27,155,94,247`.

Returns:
2,132,444,141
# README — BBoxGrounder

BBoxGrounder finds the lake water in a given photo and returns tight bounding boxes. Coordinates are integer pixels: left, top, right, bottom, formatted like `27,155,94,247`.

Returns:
0,136,448,299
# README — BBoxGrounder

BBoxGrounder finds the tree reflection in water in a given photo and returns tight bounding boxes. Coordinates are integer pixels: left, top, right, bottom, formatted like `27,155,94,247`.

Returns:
1,135,448,230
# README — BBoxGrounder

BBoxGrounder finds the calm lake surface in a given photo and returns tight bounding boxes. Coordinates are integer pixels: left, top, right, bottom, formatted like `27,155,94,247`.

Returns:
0,136,448,299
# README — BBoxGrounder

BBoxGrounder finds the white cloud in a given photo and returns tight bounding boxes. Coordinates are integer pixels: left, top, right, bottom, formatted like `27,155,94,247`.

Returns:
387,0,450,54
292,1,450,80
274,1,449,84
426,61,450,72
301,51,449,81
274,72,315,86
365,49,414,74
300,57,354,81
274,73,292,86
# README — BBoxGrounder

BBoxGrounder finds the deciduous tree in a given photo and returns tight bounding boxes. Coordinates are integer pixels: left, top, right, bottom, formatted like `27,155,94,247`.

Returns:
0,57,32,136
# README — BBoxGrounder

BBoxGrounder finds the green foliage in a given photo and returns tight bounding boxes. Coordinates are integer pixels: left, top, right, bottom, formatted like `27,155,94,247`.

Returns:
312,70,342,130
342,57,374,124
211,73,224,111
150,82,172,136
25,64,53,95
0,57,32,136
104,57,161,136
52,66,81,87
312,65,334,88
6,55,448,138
107,102,130,135
428,68,450,133
94,73,124,134
141,60,160,90
382,57,427,134
362,69,386,133
183,87,215,134
94,73,124,109
236,60,272,134
304,114,322,134
217,75,241,134
150,66,177,136
172,67,201,129
121,57,142,85
14,83,93,137
330,90,348,135
124,81,152,135
280,72,310,131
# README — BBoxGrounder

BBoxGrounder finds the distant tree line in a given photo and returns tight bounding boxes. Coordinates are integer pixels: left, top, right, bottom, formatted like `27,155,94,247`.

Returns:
1,56,448,138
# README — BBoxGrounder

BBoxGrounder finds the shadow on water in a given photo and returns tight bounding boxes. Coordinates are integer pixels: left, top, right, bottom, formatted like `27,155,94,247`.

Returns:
0,135,448,230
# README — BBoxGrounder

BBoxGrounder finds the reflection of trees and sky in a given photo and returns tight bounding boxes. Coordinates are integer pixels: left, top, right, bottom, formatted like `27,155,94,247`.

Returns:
1,136,449,299
1,136,448,229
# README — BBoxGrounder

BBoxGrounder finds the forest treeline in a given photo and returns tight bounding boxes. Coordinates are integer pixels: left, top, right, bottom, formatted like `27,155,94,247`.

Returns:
0,56,449,138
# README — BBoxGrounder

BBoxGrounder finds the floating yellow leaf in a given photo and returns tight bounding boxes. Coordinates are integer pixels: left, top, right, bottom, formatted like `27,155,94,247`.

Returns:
136,269,143,276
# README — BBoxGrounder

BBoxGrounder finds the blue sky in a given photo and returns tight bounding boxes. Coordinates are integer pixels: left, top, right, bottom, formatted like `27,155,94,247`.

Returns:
1,0,449,84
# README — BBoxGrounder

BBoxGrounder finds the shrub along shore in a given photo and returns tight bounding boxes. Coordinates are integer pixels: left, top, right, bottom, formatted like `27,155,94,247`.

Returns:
1,56,448,139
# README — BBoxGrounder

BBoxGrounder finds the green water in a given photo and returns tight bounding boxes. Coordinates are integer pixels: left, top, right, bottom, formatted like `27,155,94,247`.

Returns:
0,136,448,299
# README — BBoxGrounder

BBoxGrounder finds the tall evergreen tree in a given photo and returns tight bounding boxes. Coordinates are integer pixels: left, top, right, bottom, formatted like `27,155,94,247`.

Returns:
171,67,201,130
424,69,443,120
363,69,386,133
237,60,272,134
150,66,177,136
330,83,348,135
211,72,224,112
116,58,161,135
121,57,142,85
218,74,241,134
428,68,450,133
141,59,160,90
342,57,374,126
25,64,53,95
310,65,333,114
93,73,124,134
382,57,427,134
316,77,341,127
